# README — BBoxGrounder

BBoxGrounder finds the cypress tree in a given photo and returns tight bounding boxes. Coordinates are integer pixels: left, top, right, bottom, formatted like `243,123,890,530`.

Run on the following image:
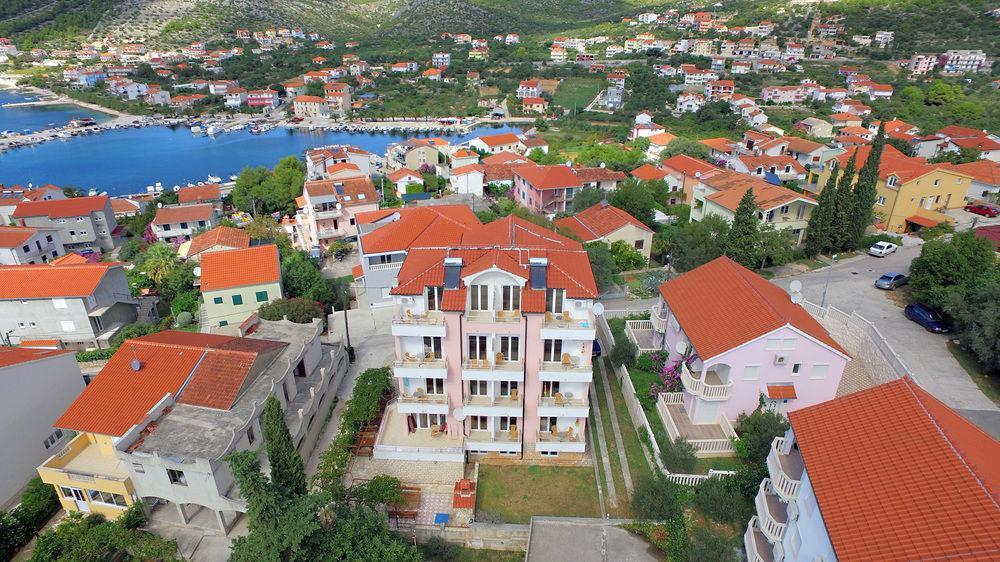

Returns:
847,123,887,250
830,153,857,251
724,188,760,268
262,395,307,496
805,167,840,257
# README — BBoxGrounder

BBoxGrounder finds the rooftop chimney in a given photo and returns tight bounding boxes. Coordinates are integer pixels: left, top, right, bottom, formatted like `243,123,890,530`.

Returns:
444,257,462,289
529,257,548,290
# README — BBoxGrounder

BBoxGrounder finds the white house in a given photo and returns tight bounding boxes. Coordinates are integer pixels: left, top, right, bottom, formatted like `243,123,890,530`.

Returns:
449,164,486,196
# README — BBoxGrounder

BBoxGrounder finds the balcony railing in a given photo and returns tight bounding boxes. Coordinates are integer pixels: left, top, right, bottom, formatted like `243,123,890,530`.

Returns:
538,395,587,409
314,208,342,219
464,394,523,408
392,310,444,325
542,310,595,329
467,429,521,443
767,437,803,502
392,356,446,370
755,479,788,543
680,363,733,401
539,359,592,373
650,304,667,333
462,359,523,372
744,517,775,562
466,309,523,323
368,261,402,272
536,429,583,443
398,393,448,405
317,228,342,238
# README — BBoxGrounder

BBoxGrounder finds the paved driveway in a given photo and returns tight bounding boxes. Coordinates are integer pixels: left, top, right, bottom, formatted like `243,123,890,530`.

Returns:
773,245,1000,438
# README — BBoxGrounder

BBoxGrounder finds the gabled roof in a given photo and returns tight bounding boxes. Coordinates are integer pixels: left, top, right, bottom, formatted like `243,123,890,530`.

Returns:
938,159,1000,187
789,377,1000,561
153,203,214,225
387,168,421,182
360,205,480,254
0,226,40,248
55,331,288,435
0,262,121,299
661,154,719,177
554,202,652,241
631,163,668,182
186,226,250,257
177,183,221,204
200,244,281,291
703,170,814,212
698,137,736,154
0,347,73,369
12,195,109,219
452,163,485,176
473,133,522,147
482,151,529,165
512,164,582,189
737,154,807,174
937,124,987,139
303,177,377,206
658,256,847,360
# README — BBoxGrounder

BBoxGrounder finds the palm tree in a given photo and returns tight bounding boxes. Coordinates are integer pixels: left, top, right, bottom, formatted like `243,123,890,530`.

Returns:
140,243,177,286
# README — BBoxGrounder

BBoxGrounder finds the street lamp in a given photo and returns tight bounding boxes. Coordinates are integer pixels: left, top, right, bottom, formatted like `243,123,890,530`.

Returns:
821,253,838,308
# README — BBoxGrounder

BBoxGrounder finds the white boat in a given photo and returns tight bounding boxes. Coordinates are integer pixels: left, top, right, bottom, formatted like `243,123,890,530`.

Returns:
146,185,155,193
229,175,238,181
206,124,223,136
207,175,222,183
87,188,98,196
190,125,204,134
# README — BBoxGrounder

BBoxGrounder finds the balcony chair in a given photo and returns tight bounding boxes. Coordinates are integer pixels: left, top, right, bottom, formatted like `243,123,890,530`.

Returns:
403,352,418,363
431,424,441,437
510,388,518,402
562,310,573,323
424,351,435,362
513,309,521,319
509,425,518,440
495,352,504,366
415,388,426,402
496,310,505,322
550,424,558,439
561,353,572,369
545,311,554,323
565,426,575,441
554,392,565,406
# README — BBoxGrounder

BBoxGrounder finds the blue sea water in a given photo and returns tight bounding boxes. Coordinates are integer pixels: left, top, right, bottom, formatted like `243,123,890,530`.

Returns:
0,106,518,195
0,89,113,133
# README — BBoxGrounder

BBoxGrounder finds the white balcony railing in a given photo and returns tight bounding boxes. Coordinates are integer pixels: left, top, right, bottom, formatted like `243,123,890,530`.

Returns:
462,359,523,372
744,517,774,562
392,310,444,325
392,357,446,370
463,394,523,408
538,395,587,409
767,437,802,502
368,261,402,272
755,479,787,543
650,304,667,333
680,363,733,401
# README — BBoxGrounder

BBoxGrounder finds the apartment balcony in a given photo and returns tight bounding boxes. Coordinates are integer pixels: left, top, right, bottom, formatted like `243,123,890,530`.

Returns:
465,429,521,453
767,437,804,502
397,392,450,415
466,309,523,323
391,310,445,337
461,359,524,382
625,319,658,352
535,429,586,453
658,397,737,457
372,402,465,463
367,261,402,273
755,479,789,543
538,359,593,383
317,227,345,239
392,356,447,379
650,303,667,334
744,516,779,562
313,208,343,220
463,394,523,417
38,434,131,496
540,310,596,340
680,363,733,401
537,394,589,417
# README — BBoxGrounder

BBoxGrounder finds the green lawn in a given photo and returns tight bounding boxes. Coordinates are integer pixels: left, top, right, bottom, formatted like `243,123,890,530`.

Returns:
552,77,603,109
602,360,655,484
592,366,629,517
948,340,1000,408
452,547,524,562
475,464,601,524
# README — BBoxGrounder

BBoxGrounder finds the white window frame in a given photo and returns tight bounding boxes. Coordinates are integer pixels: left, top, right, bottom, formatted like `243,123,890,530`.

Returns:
810,363,830,380
742,365,760,381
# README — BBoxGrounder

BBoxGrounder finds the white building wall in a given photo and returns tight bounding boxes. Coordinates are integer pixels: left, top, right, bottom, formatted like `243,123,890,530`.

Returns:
781,468,837,562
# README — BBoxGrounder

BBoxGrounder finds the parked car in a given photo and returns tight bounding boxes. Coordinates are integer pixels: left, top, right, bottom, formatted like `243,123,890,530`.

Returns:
592,338,603,357
875,272,909,290
964,204,1000,218
869,241,898,257
904,303,951,333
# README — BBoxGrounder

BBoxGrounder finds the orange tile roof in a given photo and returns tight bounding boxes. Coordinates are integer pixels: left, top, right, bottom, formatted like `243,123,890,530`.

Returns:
12,195,109,219
200,244,281,291
177,183,221,204
110,198,142,214
186,226,250,257
303,177,378,206
766,383,796,399
939,159,1000,187
631,163,668,182
55,331,288,435
657,256,847,360
359,205,480,254
702,170,814,212
662,154,719,177
512,164,582,189
482,151,529,165
18,339,62,348
647,132,678,146
352,264,363,279
0,226,39,248
475,133,522,147
905,213,940,228
452,163,485,176
387,168,421,182
789,377,1000,561
0,262,120,299
49,253,88,265
554,202,651,241
153,203,214,225
737,154,807,175
0,347,72,368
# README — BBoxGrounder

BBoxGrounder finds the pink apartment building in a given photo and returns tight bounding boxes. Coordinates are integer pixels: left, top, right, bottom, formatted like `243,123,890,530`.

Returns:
630,257,849,448
512,164,623,214
375,216,598,463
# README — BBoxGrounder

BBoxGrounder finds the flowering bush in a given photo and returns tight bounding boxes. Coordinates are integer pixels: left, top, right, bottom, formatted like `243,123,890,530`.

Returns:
649,352,690,396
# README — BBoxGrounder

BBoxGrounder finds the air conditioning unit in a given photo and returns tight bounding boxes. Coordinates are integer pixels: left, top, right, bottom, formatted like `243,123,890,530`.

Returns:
400,296,413,304
774,355,788,366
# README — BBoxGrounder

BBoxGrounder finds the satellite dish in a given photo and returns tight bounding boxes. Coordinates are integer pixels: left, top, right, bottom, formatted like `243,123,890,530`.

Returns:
452,407,466,421
789,280,802,293
193,266,201,277
157,202,163,207
675,341,688,355
335,202,343,210
791,292,804,305
592,302,605,317
130,358,141,371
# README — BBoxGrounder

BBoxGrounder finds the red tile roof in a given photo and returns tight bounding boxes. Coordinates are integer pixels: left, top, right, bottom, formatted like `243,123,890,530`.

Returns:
702,170,814,212
0,226,39,248
359,205,480,254
110,198,142,214
475,133,522,147
766,383,796,399
55,331,288,435
387,168,421,182
939,159,1000,187
0,262,120,299
200,245,281,291
177,183,221,204
789,377,1000,561
303,177,378,206
451,163,485,176
0,347,72,369
937,125,988,139
975,225,1000,251
631,164,668,182
12,196,109,219
554,202,652,241
737,154,807,175
658,256,848,360
153,203,214,225
49,253,88,265
647,132,678,146
186,226,250,257
482,151,529,165
661,154,718,177
512,164,582,189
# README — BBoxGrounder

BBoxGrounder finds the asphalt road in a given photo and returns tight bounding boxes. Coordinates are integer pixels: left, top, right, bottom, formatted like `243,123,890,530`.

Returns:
773,245,1000,438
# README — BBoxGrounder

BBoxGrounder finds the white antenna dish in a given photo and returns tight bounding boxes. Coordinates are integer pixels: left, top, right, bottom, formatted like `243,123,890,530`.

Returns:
157,202,163,207
452,407,466,421
790,292,804,305
592,302,605,317
193,266,201,277
789,280,802,293
130,358,141,371
675,341,688,355
336,202,343,210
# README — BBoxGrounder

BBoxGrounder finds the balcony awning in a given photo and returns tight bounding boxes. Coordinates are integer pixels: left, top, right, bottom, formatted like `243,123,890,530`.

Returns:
767,383,797,400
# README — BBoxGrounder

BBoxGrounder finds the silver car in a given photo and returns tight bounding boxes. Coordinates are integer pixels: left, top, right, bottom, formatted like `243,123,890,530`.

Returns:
875,272,908,290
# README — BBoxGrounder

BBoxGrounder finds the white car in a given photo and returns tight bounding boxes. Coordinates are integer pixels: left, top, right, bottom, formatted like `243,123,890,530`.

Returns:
868,241,898,257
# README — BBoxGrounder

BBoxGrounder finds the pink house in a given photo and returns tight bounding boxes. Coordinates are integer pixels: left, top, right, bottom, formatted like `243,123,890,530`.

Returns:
633,257,849,445
375,216,598,463
293,176,378,254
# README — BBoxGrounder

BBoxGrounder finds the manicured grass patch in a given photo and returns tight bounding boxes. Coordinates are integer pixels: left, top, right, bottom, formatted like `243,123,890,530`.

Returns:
693,456,743,475
628,367,660,410
592,366,629,517
601,360,655,483
552,77,603,108
948,340,1000,408
453,547,525,562
476,464,601,524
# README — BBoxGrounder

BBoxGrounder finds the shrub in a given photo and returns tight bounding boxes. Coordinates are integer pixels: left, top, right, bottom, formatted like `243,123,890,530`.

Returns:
171,290,199,316
76,349,115,362
665,515,688,562
635,352,655,373
661,437,698,473
117,501,147,530
631,473,685,521
175,311,193,327
258,297,326,324
421,536,459,561
860,233,902,248
695,477,750,524
733,400,790,464
688,523,737,562
610,331,638,368
404,182,424,194
117,238,143,262
353,475,403,508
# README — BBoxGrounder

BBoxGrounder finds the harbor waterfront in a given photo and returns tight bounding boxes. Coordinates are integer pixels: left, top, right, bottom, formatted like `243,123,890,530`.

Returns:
0,118,519,196
0,88,113,133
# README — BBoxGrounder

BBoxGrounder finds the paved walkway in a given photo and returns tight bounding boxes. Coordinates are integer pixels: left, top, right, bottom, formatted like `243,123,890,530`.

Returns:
588,382,618,508
595,359,634,497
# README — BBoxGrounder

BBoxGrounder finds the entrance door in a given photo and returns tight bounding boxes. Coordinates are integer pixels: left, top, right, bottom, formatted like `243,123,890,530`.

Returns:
67,487,90,512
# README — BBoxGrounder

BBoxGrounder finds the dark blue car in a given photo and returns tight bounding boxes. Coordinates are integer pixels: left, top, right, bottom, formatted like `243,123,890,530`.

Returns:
904,303,951,333
592,338,602,357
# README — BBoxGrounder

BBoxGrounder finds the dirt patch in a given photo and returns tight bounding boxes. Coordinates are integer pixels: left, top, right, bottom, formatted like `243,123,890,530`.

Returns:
880,285,911,308
537,78,561,94
478,85,500,96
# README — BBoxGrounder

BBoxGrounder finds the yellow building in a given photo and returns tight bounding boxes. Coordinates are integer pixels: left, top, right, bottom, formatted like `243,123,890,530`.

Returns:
200,245,283,328
37,433,136,519
818,145,973,233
